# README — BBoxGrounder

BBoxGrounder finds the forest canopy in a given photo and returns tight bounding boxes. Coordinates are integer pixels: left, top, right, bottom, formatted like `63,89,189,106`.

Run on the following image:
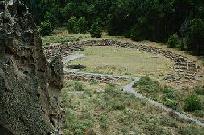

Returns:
23,0,204,55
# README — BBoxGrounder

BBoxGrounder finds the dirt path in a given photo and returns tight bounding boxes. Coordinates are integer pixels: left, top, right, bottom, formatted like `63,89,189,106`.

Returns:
123,79,204,127
62,53,85,63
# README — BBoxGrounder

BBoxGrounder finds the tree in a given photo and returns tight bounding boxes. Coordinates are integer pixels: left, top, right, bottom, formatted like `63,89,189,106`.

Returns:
187,19,204,55
89,22,102,38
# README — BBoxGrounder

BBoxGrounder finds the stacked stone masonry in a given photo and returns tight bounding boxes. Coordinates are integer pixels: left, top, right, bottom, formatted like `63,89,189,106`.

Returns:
64,71,130,84
44,39,200,82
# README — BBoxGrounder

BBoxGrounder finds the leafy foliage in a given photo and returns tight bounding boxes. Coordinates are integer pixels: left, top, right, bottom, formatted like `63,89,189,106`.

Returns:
24,0,204,55
89,21,102,38
167,34,182,49
184,94,202,112
163,87,178,110
39,21,54,36
133,76,161,93
67,17,88,34
186,19,204,55
67,16,78,33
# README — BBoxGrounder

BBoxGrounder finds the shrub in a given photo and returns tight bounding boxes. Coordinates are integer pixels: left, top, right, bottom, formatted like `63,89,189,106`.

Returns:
44,11,57,27
67,17,88,34
76,17,88,34
184,94,202,112
67,16,78,33
129,23,147,41
133,76,160,93
89,22,102,38
163,87,178,110
39,21,54,36
133,76,151,87
163,87,177,99
167,34,182,49
186,19,204,55
164,98,178,110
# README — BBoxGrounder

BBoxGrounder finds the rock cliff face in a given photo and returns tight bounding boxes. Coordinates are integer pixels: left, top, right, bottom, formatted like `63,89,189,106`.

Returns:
0,0,63,134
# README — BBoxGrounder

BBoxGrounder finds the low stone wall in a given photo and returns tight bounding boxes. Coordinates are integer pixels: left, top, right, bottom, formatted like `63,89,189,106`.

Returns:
44,39,200,82
44,43,84,60
64,71,130,84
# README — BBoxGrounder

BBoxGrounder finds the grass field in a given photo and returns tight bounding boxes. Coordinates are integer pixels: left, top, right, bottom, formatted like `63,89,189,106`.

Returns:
43,29,204,134
61,80,204,135
70,46,174,79
42,28,91,45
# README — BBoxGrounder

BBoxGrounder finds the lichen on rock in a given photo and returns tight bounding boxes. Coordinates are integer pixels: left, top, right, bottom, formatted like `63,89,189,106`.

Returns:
0,0,63,134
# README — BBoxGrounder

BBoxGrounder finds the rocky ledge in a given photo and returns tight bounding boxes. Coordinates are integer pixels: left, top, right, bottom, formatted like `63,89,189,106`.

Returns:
0,0,63,135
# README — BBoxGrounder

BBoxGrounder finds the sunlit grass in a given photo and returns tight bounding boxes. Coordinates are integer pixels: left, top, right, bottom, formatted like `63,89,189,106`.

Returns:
70,46,174,79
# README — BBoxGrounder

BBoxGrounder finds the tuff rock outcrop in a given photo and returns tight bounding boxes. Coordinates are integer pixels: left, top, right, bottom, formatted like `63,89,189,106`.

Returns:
0,0,63,134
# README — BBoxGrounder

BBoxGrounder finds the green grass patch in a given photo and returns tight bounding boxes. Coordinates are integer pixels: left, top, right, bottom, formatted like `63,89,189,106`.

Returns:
42,28,91,45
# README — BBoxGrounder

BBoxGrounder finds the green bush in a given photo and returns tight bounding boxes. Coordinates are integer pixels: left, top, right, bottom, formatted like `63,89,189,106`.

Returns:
39,21,54,36
89,22,102,38
44,11,57,27
133,76,160,93
167,34,182,49
76,17,88,34
163,87,178,110
67,17,88,34
164,98,178,110
184,94,202,112
128,22,148,41
185,19,204,55
163,87,177,99
67,16,78,33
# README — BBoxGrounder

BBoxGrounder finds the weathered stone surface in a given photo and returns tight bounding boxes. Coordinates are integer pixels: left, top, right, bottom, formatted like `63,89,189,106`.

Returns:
0,0,63,134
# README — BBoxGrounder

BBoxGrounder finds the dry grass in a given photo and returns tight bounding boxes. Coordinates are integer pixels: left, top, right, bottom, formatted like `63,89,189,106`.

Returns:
61,80,204,135
133,76,204,120
70,46,174,80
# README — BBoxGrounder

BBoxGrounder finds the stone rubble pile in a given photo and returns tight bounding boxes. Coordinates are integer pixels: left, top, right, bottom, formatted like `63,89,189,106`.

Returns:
44,39,200,82
44,42,84,60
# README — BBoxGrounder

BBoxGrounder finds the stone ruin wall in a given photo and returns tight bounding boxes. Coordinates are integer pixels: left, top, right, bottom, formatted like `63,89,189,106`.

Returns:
0,0,63,135
64,71,130,84
44,39,200,84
